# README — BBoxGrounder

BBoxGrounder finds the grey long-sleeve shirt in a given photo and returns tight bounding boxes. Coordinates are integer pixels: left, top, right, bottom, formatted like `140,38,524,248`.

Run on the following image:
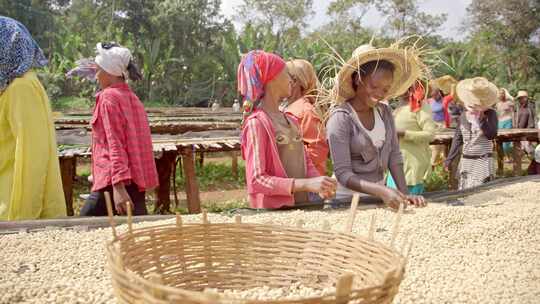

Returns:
327,102,405,191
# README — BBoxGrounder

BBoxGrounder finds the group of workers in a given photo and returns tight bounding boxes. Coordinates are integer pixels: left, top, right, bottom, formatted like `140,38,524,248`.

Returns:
1,16,538,220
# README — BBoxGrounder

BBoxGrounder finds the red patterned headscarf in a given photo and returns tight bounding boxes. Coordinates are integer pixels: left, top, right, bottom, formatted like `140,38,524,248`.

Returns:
409,80,425,113
237,50,286,123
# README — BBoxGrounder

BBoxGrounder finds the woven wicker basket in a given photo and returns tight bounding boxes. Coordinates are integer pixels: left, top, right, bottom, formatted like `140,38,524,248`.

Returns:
105,194,411,304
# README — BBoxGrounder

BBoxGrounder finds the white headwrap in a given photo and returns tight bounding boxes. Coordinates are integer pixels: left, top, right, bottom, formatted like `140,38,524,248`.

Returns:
95,43,132,79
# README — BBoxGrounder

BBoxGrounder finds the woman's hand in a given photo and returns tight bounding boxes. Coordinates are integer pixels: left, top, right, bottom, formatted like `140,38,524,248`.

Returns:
112,182,134,215
406,195,427,207
295,176,337,197
379,187,407,210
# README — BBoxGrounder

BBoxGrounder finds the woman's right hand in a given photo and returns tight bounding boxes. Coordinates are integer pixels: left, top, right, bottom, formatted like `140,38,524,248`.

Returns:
295,176,337,197
379,187,407,210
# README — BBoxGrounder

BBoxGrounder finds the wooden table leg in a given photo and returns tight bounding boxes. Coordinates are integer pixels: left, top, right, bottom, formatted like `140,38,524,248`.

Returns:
231,151,238,180
59,156,76,216
198,152,204,168
512,141,522,176
181,147,201,214
154,151,177,214
496,140,504,177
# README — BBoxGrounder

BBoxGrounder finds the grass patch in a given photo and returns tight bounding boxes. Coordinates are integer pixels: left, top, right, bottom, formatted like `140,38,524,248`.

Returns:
202,198,249,213
175,160,246,192
52,96,92,111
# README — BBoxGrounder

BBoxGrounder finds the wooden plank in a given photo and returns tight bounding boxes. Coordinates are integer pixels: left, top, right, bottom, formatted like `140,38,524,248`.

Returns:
59,156,76,216
181,148,202,214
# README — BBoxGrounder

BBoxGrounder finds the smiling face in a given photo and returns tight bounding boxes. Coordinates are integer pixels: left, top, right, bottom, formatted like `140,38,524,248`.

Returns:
354,69,394,108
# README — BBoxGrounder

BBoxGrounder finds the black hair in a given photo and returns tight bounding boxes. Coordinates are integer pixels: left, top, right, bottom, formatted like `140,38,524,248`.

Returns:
351,59,395,91
127,60,143,81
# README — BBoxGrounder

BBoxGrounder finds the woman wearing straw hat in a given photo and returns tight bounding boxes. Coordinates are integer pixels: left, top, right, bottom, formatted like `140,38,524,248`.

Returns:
285,59,329,175
444,77,498,190
238,51,337,209
386,80,436,195
516,90,536,156
0,17,66,220
496,88,515,160
326,44,427,209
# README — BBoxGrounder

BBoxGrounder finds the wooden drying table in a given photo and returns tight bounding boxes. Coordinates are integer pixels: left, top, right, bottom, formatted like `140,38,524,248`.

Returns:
58,135,241,216
57,128,538,216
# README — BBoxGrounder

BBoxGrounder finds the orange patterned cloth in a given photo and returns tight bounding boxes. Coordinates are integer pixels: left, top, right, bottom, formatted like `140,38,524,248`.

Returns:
286,97,329,175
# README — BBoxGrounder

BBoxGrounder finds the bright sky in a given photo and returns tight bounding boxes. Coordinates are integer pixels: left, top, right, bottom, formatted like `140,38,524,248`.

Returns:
221,0,473,40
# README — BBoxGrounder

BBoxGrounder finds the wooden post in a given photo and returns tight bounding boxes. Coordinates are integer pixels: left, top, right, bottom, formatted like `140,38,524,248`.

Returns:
197,152,204,168
231,151,238,180
154,151,178,214
512,141,522,176
496,140,504,177
59,156,76,216
181,147,202,214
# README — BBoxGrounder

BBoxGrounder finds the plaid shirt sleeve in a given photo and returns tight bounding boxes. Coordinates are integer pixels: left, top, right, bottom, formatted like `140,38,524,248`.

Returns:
100,98,132,185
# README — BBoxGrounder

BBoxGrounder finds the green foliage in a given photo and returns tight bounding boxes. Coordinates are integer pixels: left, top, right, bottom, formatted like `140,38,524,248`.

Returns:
1,0,539,105
51,96,92,111
425,166,449,192
175,161,246,192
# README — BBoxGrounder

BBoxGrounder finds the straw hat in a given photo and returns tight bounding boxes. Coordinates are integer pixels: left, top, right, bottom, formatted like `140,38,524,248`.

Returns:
517,90,528,99
456,77,498,109
334,43,426,104
431,75,457,95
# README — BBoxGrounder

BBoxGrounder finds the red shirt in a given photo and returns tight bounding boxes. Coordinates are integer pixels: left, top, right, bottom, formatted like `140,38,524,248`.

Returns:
90,83,158,192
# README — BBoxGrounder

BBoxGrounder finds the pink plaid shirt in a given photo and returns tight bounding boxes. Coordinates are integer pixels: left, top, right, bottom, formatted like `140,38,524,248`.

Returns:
90,83,158,192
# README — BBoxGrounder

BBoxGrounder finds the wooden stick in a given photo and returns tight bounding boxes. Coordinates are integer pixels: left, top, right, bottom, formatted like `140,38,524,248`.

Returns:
390,202,404,247
148,272,165,300
104,192,117,238
126,201,133,234
368,214,376,240
175,212,182,228
322,220,330,231
202,209,209,224
234,215,242,224
336,273,354,304
345,193,360,233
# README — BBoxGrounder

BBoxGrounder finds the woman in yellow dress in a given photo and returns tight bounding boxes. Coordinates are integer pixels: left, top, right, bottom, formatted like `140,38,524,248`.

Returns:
0,16,66,220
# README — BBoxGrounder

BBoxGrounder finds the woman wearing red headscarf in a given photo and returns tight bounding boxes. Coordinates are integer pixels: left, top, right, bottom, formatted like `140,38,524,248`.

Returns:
387,81,436,194
238,50,336,209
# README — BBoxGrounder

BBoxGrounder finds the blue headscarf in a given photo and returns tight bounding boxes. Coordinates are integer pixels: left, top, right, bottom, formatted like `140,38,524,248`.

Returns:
0,16,48,91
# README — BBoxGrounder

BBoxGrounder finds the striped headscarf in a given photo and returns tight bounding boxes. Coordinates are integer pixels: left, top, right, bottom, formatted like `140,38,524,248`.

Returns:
0,16,47,91
237,50,286,123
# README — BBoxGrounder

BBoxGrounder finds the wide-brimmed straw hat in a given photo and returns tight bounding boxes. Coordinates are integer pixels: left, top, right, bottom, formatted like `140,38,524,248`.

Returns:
334,43,426,104
456,77,498,109
431,75,457,95
517,90,528,99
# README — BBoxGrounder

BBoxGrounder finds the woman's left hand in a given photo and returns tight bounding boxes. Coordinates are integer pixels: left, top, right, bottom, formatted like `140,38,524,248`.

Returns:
406,195,427,207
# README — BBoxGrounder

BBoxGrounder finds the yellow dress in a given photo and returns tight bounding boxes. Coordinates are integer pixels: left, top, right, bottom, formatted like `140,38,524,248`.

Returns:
0,72,66,220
